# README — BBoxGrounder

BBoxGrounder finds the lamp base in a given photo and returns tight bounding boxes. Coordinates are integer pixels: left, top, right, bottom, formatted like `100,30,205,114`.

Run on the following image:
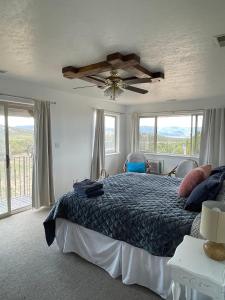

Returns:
203,241,225,261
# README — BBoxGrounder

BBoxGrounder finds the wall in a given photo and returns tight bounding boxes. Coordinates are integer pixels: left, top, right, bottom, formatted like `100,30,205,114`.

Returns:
0,77,127,198
1,75,224,197
125,97,225,173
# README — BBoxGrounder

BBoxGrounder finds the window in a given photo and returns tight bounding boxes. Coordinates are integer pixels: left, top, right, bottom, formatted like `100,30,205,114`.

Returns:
139,113,203,156
104,114,118,154
139,117,155,153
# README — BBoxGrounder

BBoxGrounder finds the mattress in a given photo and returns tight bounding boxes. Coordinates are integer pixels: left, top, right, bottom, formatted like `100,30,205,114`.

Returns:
44,173,197,256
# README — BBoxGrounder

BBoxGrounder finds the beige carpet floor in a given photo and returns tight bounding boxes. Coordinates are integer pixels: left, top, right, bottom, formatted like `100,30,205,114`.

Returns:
0,209,161,300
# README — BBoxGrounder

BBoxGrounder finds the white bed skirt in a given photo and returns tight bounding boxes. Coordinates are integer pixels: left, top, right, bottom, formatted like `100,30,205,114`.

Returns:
55,218,210,300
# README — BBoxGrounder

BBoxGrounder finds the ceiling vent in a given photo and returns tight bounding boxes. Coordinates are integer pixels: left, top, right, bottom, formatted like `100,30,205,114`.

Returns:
216,35,225,47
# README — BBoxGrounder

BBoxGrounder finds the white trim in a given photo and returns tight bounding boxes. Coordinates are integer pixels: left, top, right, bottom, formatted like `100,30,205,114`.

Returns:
94,108,124,115
105,152,120,156
0,206,31,220
11,205,32,215
0,93,56,104
0,99,34,107
104,111,120,117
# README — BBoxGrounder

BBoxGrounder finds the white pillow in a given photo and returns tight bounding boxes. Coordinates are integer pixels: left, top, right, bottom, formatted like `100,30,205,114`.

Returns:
216,181,225,202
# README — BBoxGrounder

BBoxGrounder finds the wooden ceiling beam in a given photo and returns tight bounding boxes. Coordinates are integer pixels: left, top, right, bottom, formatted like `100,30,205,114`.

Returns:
107,52,164,80
62,67,106,87
107,52,140,69
62,61,112,79
62,52,164,83
62,66,79,79
150,72,165,82
107,52,153,79
125,64,154,78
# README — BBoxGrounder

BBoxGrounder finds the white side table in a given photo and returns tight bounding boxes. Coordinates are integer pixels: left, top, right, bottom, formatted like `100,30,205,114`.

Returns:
167,235,225,300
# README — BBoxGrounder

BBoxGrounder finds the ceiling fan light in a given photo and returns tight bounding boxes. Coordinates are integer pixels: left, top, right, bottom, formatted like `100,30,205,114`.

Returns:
104,85,124,100
104,87,113,97
114,86,124,98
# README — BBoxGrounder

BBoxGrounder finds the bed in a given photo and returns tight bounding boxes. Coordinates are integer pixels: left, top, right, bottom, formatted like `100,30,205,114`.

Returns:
44,173,209,299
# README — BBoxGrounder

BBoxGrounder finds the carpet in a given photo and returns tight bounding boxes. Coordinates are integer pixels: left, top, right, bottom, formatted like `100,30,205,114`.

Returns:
0,209,161,300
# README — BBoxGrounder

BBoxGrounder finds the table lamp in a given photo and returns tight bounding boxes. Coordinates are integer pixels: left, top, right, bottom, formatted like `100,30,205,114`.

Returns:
200,200,225,261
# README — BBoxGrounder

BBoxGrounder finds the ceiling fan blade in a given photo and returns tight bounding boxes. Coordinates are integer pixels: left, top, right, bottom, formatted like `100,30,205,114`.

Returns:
83,75,106,87
123,85,148,94
73,85,97,90
123,77,152,85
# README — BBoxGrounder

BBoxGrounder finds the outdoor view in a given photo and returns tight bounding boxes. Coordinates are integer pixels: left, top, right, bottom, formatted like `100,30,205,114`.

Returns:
139,115,203,156
0,108,34,214
105,115,116,154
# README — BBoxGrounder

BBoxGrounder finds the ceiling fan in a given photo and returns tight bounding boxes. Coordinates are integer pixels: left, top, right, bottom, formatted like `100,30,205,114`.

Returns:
62,52,164,100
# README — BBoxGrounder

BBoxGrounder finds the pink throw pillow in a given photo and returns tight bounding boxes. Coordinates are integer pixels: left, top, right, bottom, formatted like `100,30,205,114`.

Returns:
178,168,206,197
199,164,212,178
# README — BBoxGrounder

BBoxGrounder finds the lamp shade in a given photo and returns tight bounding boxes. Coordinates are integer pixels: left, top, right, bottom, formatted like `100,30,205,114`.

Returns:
200,201,225,243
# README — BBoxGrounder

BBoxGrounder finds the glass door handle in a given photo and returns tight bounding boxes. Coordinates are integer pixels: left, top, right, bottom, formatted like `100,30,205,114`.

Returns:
6,154,10,169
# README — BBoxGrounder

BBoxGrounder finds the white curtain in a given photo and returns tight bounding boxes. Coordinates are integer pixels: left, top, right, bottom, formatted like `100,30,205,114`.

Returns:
90,109,105,180
199,108,225,167
32,100,54,208
130,112,139,152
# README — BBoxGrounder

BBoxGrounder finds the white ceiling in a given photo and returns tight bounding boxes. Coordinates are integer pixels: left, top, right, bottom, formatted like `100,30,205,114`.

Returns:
0,0,225,105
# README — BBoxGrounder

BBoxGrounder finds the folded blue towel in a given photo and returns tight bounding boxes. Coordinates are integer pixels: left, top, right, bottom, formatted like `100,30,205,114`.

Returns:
73,179,94,189
87,189,104,198
73,179,104,197
86,182,103,193
75,188,104,198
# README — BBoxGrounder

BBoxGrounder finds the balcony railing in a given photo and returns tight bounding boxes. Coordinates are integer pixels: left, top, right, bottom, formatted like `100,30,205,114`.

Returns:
0,155,33,213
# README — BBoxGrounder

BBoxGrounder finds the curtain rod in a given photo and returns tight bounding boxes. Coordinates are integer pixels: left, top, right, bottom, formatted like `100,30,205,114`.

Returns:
0,93,56,104
132,108,204,115
91,107,125,115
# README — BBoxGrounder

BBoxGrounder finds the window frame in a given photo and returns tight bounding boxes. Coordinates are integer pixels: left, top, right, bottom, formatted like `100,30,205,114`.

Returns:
138,111,203,157
104,113,119,155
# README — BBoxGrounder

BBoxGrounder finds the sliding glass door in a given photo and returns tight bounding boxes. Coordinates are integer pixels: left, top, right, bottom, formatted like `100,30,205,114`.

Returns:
0,103,34,217
0,104,9,216
8,106,34,211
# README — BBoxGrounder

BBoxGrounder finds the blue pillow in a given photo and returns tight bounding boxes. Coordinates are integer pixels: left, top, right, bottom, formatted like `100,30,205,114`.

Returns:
127,162,146,173
185,173,224,212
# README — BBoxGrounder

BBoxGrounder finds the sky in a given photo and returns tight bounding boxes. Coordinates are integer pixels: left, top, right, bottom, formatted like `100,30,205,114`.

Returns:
0,114,202,129
105,115,115,129
0,116,34,127
140,116,203,128
0,115,195,128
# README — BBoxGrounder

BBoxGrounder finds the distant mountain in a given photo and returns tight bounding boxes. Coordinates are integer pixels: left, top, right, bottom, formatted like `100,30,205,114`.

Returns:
139,126,154,134
105,127,114,133
159,126,191,138
0,124,33,134
140,126,200,138
14,125,34,131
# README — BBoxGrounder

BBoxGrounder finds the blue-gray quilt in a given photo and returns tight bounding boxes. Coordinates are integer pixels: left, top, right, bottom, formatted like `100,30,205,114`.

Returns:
44,173,198,257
